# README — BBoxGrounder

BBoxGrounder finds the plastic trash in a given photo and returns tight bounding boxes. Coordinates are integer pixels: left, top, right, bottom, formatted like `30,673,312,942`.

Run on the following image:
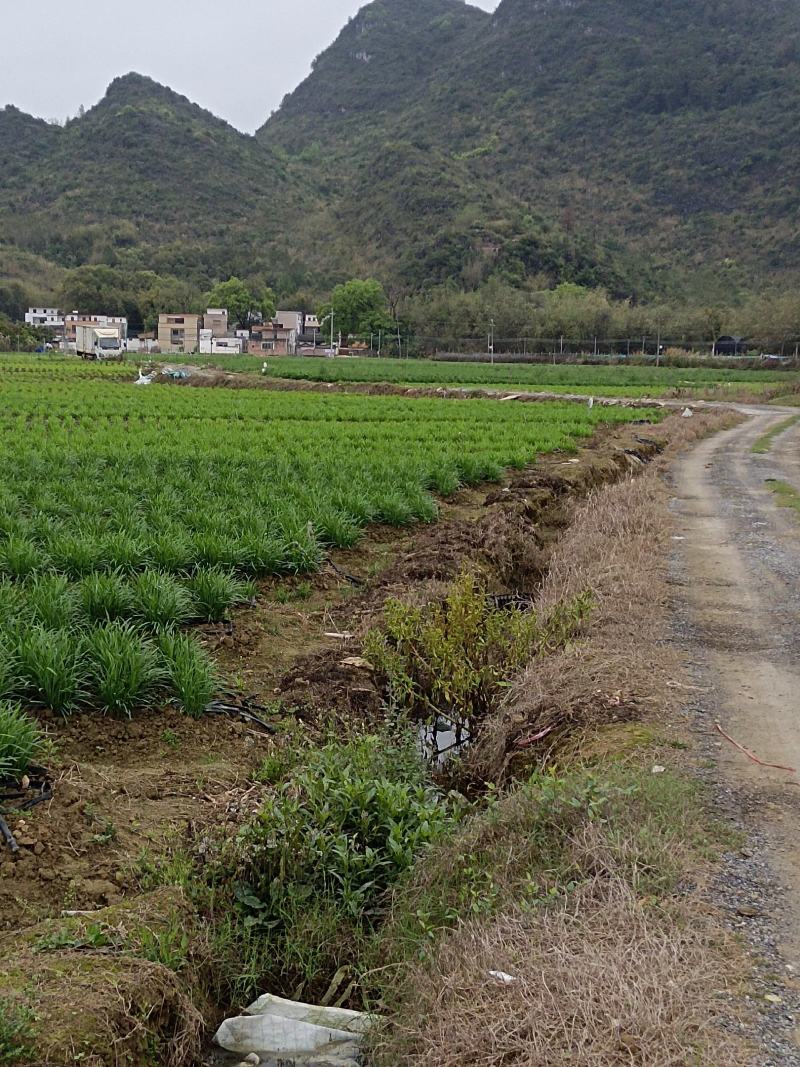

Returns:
214,993,373,1065
488,970,518,984
134,370,155,386
681,407,694,418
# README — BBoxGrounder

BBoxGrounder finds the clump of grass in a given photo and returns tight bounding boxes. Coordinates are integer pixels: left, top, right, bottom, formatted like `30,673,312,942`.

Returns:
0,634,19,702
15,625,86,714
185,567,251,622
751,413,800,453
130,570,194,629
0,701,44,781
25,573,78,630
0,536,45,579
370,766,737,1067
767,478,800,517
79,570,133,623
85,621,163,717
158,631,216,718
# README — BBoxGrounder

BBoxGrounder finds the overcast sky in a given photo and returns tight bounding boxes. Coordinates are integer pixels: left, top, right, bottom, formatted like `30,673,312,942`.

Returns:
2,0,498,133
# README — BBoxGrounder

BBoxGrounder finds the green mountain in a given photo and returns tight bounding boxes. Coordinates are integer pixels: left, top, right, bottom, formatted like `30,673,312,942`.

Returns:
259,0,800,299
2,0,800,311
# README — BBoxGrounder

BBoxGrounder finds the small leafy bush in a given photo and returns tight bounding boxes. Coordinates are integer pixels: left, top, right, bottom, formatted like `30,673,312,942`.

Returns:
86,621,163,717
232,733,458,995
365,569,592,727
0,996,35,1065
0,702,44,781
158,631,216,717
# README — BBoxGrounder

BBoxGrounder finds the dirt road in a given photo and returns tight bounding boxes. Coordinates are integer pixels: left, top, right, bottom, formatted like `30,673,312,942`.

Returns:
673,409,800,983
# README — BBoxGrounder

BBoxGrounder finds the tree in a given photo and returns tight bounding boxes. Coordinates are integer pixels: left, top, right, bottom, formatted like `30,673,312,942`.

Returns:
318,279,393,340
0,282,31,323
207,277,275,328
58,266,128,316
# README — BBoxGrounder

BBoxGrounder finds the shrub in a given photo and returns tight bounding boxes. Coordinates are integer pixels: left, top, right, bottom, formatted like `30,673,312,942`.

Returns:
0,702,44,781
85,621,163,717
158,631,216,717
231,733,458,997
365,569,592,729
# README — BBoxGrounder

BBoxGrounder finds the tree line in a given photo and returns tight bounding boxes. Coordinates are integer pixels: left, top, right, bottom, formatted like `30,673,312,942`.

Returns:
4,265,800,353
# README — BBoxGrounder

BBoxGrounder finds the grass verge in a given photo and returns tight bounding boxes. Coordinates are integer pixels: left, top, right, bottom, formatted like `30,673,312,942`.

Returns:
751,414,800,453
766,478,800,517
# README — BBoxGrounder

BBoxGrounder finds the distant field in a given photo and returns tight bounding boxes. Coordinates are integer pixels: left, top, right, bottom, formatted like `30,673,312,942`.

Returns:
2,352,797,399
206,355,800,398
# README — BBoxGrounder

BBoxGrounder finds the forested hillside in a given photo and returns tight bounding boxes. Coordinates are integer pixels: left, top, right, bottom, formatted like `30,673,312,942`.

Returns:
2,0,799,319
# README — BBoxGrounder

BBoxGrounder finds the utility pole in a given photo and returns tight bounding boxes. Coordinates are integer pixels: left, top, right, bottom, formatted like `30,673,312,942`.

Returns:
488,319,495,364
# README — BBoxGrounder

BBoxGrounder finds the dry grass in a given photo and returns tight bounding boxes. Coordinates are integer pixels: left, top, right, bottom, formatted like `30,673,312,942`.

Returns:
378,877,741,1067
465,410,739,783
368,409,752,1067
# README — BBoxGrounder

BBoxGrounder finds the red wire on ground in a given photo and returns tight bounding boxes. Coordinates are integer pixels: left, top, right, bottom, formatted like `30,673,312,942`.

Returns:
714,721,797,774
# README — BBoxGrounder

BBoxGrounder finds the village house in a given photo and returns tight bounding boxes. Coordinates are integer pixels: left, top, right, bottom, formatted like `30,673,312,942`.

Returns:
157,313,202,353
248,320,297,355
24,307,65,335
203,308,229,338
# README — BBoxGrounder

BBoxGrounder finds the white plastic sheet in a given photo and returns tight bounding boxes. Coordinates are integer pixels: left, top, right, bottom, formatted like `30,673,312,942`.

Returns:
214,993,372,1065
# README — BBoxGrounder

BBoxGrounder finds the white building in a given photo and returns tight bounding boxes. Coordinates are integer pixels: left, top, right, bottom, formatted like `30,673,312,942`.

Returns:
199,330,244,355
25,307,64,331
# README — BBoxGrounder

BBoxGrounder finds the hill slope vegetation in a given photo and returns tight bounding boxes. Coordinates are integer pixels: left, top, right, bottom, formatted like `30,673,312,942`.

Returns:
2,0,799,307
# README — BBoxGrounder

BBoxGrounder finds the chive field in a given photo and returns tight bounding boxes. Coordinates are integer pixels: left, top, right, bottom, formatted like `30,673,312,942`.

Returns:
0,373,657,718
1,353,797,398
234,355,797,397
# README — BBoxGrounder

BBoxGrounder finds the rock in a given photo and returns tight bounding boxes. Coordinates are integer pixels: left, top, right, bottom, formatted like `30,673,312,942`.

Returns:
736,905,760,918
244,1056,261,1066
38,867,56,882
341,657,373,670
81,879,121,905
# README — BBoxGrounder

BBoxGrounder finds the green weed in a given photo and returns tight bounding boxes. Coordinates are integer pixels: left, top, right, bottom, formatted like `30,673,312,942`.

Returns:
0,997,35,1065
0,701,44,781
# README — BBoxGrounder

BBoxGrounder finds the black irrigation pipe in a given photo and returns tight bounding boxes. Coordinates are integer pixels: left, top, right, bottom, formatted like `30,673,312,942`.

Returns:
0,766,54,852
205,700,278,734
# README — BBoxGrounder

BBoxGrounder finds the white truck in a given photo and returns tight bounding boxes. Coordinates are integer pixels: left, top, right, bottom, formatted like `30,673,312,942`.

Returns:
75,325,124,361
